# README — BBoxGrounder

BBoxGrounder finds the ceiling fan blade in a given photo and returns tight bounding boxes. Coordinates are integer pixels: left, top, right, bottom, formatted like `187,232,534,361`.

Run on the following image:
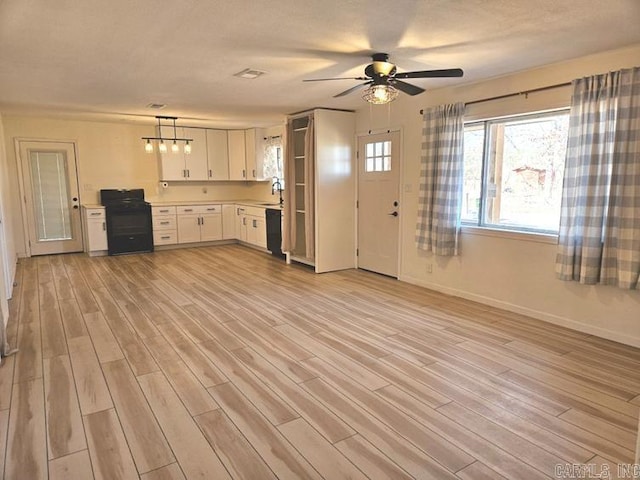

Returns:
303,77,369,82
391,80,425,96
334,82,372,98
394,68,464,79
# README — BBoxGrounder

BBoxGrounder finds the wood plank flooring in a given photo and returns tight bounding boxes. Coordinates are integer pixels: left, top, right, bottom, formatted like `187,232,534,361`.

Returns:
1,244,638,479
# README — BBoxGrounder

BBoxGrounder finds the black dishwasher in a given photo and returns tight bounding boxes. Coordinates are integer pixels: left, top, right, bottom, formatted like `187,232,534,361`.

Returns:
265,209,285,259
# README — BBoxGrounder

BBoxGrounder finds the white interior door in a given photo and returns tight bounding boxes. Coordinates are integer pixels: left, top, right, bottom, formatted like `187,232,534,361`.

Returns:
18,141,83,256
357,131,400,277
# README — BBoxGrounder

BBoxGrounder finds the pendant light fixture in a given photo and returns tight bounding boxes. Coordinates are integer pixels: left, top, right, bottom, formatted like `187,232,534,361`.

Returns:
362,84,398,104
142,116,193,154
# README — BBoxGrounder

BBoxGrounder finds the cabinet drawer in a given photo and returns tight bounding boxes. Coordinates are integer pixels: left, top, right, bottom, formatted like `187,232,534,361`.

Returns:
85,209,105,219
152,206,177,216
153,215,177,230
154,230,177,245
177,204,221,215
242,206,264,218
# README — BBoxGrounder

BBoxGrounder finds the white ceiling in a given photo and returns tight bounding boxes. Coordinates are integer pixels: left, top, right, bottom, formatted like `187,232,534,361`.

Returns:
1,0,639,128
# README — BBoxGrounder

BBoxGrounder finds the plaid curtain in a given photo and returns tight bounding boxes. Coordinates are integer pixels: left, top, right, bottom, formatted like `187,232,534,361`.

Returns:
416,103,465,256
556,67,640,289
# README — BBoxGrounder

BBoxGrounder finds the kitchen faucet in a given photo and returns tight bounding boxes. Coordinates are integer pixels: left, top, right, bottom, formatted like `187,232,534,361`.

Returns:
272,177,284,206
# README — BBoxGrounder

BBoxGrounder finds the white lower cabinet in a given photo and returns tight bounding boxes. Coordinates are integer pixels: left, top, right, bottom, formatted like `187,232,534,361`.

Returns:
83,207,108,254
246,215,266,248
222,204,236,240
152,206,178,246
151,202,270,249
238,205,267,248
176,205,222,244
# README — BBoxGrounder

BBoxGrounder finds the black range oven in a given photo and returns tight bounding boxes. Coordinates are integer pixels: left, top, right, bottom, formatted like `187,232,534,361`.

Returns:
100,189,153,255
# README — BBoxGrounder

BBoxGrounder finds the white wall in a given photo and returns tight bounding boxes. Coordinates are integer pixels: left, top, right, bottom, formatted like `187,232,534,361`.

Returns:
2,116,276,256
0,114,18,325
356,44,640,347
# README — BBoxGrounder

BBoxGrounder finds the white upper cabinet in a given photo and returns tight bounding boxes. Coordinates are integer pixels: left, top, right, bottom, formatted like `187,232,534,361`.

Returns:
228,130,247,180
183,127,208,180
245,128,258,180
158,126,208,181
206,129,229,180
158,126,266,183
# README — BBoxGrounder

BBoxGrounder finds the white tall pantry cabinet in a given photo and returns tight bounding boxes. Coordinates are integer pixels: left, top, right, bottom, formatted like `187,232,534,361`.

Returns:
284,109,355,273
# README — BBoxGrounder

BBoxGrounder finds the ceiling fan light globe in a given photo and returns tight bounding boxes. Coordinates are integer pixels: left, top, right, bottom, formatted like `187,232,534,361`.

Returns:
363,85,398,104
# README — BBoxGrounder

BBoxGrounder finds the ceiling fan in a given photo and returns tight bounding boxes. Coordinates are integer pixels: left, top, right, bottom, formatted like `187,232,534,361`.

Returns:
303,53,464,104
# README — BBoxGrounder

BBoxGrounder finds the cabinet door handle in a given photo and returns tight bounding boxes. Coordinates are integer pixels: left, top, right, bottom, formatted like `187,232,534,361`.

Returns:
243,218,246,226
102,222,106,231
183,169,187,178
206,208,216,211
161,236,170,240
184,208,193,212
159,209,169,213
252,219,257,228
209,169,212,178
200,217,204,225
242,169,246,178
90,212,101,216
252,169,256,178
160,221,170,225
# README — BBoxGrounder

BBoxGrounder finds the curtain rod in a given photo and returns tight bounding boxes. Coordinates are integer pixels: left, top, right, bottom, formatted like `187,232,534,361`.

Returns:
418,81,572,115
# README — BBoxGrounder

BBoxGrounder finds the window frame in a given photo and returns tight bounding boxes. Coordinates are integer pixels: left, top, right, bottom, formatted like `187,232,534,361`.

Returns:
461,108,570,238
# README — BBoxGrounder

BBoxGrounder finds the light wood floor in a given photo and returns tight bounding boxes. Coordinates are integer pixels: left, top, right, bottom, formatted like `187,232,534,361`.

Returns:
1,244,638,480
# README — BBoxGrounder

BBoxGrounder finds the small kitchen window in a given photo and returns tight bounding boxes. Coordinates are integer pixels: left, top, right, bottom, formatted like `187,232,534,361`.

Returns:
264,136,284,190
462,110,569,234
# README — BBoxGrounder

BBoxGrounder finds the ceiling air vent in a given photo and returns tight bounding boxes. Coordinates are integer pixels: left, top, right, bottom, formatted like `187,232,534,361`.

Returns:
234,68,266,79
146,103,167,109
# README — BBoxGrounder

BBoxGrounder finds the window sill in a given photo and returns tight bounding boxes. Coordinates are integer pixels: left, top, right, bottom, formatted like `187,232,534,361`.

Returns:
460,225,558,245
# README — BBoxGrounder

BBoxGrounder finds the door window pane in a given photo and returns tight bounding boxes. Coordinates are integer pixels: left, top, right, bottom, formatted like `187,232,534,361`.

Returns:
364,141,392,172
30,151,72,241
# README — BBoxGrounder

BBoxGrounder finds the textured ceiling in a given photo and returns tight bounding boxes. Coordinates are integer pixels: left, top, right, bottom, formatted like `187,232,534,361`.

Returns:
1,0,639,127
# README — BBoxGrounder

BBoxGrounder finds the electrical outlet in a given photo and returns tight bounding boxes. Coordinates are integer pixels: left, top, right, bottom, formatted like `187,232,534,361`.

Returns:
426,263,433,273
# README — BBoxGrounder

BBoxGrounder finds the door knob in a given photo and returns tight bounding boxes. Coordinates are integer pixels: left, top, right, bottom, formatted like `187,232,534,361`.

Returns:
388,211,398,217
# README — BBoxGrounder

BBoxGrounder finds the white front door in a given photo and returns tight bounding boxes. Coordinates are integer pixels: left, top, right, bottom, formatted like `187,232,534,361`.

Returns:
18,141,83,256
357,131,401,277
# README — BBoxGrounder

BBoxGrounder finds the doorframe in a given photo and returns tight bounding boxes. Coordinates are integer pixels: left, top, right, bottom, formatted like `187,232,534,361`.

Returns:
14,137,84,257
354,127,404,278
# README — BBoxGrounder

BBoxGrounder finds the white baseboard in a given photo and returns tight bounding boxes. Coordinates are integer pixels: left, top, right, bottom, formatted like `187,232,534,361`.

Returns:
399,274,640,349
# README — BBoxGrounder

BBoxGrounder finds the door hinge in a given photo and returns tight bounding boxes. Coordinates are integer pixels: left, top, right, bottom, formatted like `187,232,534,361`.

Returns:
356,248,359,256
356,151,359,159
356,200,359,208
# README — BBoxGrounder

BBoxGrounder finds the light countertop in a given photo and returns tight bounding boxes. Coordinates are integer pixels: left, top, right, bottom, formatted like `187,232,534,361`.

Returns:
83,200,283,210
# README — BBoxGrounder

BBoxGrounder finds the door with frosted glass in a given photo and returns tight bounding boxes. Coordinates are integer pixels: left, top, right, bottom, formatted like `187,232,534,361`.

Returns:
357,131,400,277
18,141,83,255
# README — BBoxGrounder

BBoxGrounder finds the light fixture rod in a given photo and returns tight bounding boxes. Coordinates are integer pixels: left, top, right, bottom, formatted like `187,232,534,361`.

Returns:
142,137,194,141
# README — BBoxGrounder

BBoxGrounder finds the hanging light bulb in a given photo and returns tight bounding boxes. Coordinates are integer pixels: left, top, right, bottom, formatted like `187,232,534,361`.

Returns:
142,116,194,153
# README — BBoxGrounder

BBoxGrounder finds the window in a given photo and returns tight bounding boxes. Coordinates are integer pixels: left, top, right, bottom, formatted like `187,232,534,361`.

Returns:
365,140,391,172
462,110,569,233
263,137,284,189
